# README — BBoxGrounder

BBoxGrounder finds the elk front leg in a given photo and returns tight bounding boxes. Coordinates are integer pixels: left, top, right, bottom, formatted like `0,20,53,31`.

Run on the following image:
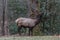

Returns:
29,27,33,36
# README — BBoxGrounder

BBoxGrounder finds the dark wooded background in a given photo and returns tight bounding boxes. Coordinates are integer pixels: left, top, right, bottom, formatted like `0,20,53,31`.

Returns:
0,0,60,36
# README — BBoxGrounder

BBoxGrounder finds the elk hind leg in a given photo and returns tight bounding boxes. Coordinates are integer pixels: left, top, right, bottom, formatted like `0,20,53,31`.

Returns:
18,27,22,35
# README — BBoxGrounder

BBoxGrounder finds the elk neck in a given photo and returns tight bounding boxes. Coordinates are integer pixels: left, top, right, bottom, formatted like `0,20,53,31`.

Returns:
35,13,43,24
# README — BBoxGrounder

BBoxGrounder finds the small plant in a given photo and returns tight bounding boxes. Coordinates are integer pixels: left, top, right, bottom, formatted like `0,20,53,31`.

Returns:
8,23,18,35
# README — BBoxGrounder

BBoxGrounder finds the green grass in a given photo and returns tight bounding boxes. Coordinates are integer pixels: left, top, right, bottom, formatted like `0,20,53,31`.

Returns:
0,36,59,40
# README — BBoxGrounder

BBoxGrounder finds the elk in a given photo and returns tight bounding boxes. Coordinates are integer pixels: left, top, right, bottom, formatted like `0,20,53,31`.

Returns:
15,10,43,36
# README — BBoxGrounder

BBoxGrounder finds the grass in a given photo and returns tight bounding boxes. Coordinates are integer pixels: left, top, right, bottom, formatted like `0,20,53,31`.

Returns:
0,36,60,40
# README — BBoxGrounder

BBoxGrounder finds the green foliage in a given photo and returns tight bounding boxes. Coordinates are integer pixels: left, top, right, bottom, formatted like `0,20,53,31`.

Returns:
7,0,28,34
7,0,60,35
7,0,28,21
8,23,18,34
40,0,60,35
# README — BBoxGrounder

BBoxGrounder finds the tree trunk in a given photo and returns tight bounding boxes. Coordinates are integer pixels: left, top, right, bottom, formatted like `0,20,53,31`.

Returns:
2,0,9,36
2,0,5,36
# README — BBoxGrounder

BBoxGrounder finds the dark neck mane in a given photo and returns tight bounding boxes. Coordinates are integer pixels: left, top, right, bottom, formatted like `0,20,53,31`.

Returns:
35,13,43,25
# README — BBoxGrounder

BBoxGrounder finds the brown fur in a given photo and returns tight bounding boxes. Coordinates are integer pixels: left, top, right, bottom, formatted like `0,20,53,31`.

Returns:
15,13,43,36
